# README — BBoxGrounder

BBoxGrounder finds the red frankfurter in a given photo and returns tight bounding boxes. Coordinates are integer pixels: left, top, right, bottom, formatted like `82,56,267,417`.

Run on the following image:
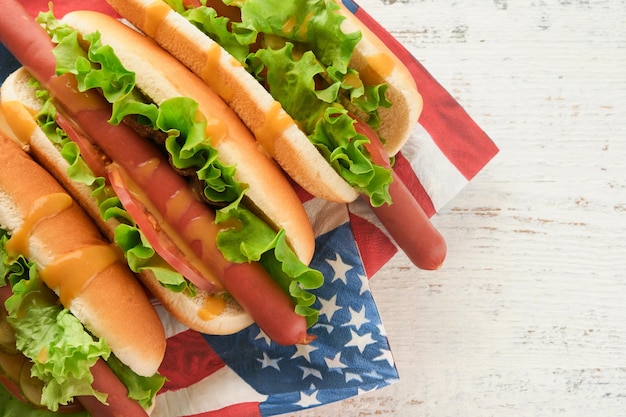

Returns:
222,263,315,346
356,120,447,270
76,359,150,417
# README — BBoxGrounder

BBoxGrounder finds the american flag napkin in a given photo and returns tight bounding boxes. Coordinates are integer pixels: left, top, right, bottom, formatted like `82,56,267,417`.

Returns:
154,202,397,417
0,0,498,415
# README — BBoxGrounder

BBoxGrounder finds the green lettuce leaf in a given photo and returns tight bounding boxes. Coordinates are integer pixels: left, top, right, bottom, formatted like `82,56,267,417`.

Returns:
232,0,360,73
41,13,246,206
162,0,255,63
216,195,324,327
0,229,27,288
157,98,242,203
110,91,244,205
105,354,165,410
215,194,281,264
189,6,255,63
251,44,326,132
114,224,191,295
251,44,392,205
259,234,322,327
234,0,393,126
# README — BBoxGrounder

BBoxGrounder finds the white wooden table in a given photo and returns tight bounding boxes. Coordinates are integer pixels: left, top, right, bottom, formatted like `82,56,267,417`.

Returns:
290,0,626,415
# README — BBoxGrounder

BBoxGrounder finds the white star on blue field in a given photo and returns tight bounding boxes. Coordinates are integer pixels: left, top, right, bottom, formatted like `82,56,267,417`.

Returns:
203,223,399,416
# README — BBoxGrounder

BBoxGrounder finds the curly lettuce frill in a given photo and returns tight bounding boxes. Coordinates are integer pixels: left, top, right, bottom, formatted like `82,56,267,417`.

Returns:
216,194,322,325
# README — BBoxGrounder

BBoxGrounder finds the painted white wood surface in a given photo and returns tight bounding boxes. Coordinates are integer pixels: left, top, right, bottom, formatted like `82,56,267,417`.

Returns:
289,0,626,416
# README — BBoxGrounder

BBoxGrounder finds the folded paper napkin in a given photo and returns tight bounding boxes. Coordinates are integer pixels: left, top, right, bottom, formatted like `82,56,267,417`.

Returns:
0,1,498,416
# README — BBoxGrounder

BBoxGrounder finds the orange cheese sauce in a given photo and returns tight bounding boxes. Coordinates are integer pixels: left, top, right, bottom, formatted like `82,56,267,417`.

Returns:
0,100,38,147
142,0,172,37
204,116,229,146
298,12,315,39
252,101,294,155
360,53,397,84
201,43,235,102
198,294,227,320
134,157,162,185
40,244,122,307
164,189,191,223
5,193,73,258
282,15,297,34
3,192,120,307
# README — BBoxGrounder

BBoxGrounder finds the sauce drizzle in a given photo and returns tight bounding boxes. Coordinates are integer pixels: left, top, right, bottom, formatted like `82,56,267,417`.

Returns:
5,193,73,258
0,100,38,147
198,294,227,320
40,244,122,307
252,101,294,155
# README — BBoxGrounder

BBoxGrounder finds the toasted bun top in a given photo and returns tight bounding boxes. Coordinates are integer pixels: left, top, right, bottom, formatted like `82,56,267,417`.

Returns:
1,68,254,336
61,10,316,264
0,133,165,377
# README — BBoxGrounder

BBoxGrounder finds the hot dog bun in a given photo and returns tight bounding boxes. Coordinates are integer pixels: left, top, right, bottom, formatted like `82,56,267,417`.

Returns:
105,0,423,201
1,67,254,336
61,10,316,265
0,131,165,378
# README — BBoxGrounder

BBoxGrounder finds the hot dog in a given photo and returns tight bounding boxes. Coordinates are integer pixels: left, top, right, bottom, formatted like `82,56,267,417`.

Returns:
0,132,166,416
105,0,447,269
0,0,324,345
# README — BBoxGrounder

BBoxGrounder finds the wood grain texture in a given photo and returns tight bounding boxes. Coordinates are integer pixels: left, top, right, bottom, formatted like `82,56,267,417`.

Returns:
288,0,626,416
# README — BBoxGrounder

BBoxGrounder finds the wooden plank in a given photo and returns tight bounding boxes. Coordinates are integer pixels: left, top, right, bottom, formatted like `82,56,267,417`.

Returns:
290,0,626,415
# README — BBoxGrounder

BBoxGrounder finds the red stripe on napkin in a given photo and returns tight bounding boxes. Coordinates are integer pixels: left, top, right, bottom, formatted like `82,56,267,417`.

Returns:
188,403,261,417
158,330,226,392
349,211,397,277
394,153,437,217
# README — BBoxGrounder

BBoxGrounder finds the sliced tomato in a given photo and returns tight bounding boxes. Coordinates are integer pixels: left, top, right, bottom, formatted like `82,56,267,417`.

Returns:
107,162,220,292
55,111,108,179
